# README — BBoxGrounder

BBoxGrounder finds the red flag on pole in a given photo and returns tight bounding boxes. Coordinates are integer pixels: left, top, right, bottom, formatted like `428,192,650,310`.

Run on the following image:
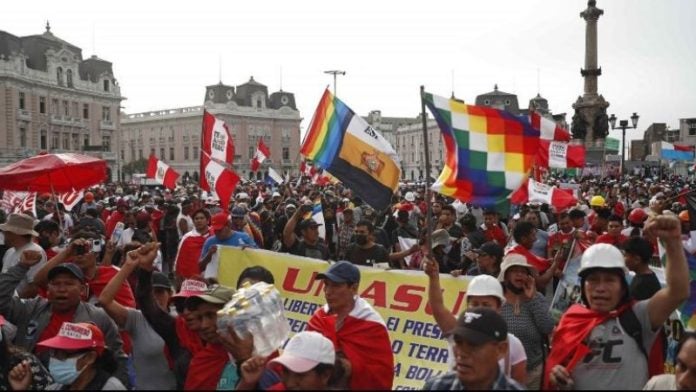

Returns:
200,152,240,210
250,139,271,172
201,110,235,164
147,155,180,190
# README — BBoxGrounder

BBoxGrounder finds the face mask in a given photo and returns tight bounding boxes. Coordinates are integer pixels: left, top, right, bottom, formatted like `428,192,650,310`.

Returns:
355,234,368,246
49,355,85,385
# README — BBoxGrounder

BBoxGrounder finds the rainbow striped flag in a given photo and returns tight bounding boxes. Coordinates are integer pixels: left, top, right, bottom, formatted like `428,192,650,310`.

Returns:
301,89,400,211
423,92,540,207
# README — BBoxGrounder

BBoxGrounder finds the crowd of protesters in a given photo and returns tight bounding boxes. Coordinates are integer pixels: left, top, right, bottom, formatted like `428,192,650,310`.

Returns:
0,172,695,390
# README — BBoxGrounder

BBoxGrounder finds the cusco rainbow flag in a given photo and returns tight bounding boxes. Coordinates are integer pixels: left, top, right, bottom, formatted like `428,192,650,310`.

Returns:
301,89,400,211
423,91,540,207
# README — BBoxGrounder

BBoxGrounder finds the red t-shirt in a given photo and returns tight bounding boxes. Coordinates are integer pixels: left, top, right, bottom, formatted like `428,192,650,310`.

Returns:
36,309,76,352
86,266,136,308
483,225,507,246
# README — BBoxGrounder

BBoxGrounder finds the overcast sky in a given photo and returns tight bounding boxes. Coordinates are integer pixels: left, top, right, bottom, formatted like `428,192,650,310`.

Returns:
2,0,695,144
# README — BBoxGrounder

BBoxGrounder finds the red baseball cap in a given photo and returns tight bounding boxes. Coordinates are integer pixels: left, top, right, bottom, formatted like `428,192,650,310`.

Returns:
172,279,208,299
211,213,230,231
37,322,105,355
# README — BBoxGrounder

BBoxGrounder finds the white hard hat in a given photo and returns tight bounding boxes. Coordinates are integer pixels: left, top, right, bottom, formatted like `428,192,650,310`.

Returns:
578,243,628,277
404,192,415,202
466,275,504,302
498,254,537,282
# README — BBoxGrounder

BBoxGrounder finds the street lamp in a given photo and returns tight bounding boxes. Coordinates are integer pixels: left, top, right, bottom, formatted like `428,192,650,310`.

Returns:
608,112,639,177
324,70,346,97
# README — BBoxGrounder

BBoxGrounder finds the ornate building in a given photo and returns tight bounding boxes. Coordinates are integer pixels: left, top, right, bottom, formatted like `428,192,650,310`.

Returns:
120,77,301,181
0,23,123,179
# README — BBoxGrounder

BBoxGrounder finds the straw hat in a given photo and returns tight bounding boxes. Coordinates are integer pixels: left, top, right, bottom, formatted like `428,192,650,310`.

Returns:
0,213,38,236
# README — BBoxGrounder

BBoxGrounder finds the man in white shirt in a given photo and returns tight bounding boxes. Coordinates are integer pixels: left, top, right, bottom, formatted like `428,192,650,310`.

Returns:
0,213,47,298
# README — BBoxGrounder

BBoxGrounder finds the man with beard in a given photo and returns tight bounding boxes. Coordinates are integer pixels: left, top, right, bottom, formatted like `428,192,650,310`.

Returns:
499,254,555,390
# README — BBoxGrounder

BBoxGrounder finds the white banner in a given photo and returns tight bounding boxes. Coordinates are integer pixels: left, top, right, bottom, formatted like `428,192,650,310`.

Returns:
549,141,569,169
58,190,84,212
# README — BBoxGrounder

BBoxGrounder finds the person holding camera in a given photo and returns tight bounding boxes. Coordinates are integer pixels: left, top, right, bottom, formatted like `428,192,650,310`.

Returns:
282,203,329,260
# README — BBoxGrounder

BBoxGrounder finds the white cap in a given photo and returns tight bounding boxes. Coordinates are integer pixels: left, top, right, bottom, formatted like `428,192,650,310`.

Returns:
466,275,504,302
431,229,450,249
236,192,249,200
272,192,282,198
498,254,537,282
269,331,335,372
404,192,415,202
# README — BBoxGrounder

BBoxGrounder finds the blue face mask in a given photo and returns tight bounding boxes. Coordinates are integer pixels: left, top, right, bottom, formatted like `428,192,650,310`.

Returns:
49,355,85,385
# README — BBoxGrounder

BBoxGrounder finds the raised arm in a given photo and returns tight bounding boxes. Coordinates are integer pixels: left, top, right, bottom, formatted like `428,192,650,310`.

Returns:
645,215,691,330
424,256,457,333
98,250,139,327
282,208,302,249
32,239,83,288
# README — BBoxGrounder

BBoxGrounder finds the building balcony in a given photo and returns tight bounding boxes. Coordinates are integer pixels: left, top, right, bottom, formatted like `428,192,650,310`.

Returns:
50,115,76,127
100,120,116,131
281,159,293,166
17,109,31,121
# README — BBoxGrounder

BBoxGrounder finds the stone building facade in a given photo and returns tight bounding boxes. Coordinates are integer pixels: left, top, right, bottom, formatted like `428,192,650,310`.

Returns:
0,24,123,178
120,77,301,181
678,118,696,146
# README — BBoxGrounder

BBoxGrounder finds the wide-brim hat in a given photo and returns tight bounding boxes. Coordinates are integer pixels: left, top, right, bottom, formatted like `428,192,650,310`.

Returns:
0,213,38,236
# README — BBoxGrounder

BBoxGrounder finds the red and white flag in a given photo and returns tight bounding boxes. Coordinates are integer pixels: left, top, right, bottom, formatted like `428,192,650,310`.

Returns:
250,139,271,172
1,191,28,213
511,178,577,210
530,111,570,141
58,189,84,212
537,140,585,169
312,169,332,186
147,155,180,190
12,192,37,217
201,110,235,165
200,152,240,210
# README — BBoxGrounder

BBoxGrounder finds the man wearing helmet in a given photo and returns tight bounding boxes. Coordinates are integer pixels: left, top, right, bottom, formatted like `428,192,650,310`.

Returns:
546,215,690,390
623,208,648,238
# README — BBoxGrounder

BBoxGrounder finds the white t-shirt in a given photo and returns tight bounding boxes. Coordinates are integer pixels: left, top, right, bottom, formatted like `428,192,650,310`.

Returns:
1,241,47,293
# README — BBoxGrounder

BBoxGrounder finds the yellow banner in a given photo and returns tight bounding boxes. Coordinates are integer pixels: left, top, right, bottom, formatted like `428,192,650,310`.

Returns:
218,247,471,390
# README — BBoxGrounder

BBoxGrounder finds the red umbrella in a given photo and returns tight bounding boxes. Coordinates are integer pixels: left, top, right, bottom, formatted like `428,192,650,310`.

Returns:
0,152,108,193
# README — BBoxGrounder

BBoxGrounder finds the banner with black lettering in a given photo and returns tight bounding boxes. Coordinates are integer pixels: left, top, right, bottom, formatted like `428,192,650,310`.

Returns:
217,247,471,390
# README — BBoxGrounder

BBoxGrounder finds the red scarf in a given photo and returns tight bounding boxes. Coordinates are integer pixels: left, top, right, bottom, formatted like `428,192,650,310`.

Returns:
544,302,633,389
174,230,211,279
307,301,394,390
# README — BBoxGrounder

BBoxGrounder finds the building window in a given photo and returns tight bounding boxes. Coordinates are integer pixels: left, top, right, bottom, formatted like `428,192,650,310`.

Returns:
160,148,165,160
193,146,199,159
138,149,143,160
103,79,110,92
120,150,124,160
282,147,289,160
52,99,59,115
40,130,47,149
72,102,78,118
169,147,175,161
249,146,255,160
102,106,110,121
19,92,25,110
51,133,59,149
103,135,111,151
56,67,63,86
66,69,73,88
184,146,190,160
63,101,69,116
83,104,89,119
19,127,26,148
72,134,80,150
40,97,46,114
63,134,70,150
84,135,90,147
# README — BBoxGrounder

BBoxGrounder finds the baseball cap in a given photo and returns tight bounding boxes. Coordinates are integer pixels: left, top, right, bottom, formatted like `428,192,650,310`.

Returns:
188,285,234,305
37,322,106,354
272,192,282,198
299,219,322,230
152,272,172,290
236,192,250,200
173,279,208,299
476,242,503,260
316,261,360,284
269,331,336,373
230,206,246,218
449,307,507,345
48,263,85,283
211,213,230,231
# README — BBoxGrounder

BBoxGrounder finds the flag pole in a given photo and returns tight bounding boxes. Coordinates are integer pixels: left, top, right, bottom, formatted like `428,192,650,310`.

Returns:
420,86,433,251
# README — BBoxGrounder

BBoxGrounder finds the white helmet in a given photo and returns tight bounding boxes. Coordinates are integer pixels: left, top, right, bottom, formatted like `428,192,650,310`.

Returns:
466,275,504,302
578,243,628,277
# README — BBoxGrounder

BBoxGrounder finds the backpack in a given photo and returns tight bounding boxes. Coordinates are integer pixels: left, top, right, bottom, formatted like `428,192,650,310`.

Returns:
619,308,666,377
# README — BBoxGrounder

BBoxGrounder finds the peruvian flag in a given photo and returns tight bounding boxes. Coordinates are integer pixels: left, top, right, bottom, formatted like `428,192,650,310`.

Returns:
201,110,235,164
511,178,577,210
200,152,240,210
250,139,271,172
536,140,586,169
530,111,570,141
300,160,317,177
1,191,28,213
312,169,332,186
147,155,180,190
12,192,37,216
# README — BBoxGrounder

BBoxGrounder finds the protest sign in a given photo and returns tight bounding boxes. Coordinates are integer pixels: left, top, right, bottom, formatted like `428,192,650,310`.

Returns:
58,189,84,212
549,240,583,323
218,247,471,390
